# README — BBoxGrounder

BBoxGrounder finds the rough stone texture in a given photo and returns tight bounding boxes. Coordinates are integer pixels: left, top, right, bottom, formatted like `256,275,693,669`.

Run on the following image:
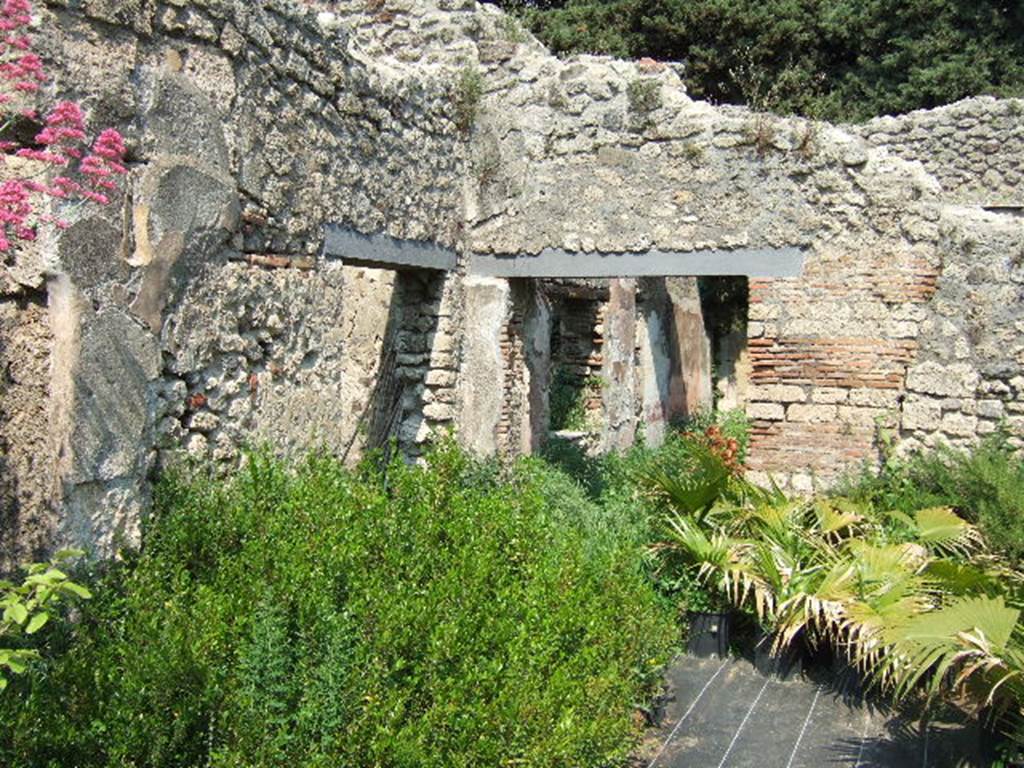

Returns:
857,97,1024,206
2,0,1023,558
898,208,1024,453
0,293,58,568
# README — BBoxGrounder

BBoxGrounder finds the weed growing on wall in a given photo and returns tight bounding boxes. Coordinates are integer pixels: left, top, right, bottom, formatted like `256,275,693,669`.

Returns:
452,64,484,133
0,442,676,768
626,77,661,130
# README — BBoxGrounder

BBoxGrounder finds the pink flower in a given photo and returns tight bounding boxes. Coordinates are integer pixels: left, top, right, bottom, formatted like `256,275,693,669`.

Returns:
0,1,128,250
36,101,86,144
89,129,127,163
0,180,32,247
0,0,30,33
15,148,68,164
80,129,127,198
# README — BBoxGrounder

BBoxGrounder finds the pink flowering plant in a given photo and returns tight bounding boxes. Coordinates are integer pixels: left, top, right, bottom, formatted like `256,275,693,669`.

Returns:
0,0,127,252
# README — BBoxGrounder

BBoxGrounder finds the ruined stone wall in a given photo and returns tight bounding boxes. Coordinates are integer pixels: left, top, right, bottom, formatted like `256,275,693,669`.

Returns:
320,0,1024,488
5,0,1024,561
546,280,606,437
460,46,940,489
899,209,1024,453
2,0,467,564
855,98,1024,461
457,31,1023,489
857,97,1024,206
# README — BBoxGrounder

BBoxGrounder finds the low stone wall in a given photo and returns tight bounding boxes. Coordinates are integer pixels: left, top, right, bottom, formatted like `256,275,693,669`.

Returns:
857,97,1024,206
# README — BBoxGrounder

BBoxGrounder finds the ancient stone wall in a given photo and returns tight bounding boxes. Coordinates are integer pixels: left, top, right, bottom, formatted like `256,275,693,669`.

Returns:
458,36,1023,489
857,97,1024,206
899,209,1024,453
856,98,1024,461
2,0,467,564
4,0,1024,561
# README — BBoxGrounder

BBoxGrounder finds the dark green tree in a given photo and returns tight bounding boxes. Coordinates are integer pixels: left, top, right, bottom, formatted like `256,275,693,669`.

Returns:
499,0,1024,121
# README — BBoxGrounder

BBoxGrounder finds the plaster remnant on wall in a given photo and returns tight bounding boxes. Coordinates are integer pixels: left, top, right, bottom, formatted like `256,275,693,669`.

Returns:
457,277,510,456
602,278,637,451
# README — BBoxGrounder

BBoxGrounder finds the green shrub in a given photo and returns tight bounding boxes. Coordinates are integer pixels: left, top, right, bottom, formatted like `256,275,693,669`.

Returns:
0,443,675,768
549,366,602,432
626,78,661,112
841,433,1024,564
541,424,747,616
0,549,92,692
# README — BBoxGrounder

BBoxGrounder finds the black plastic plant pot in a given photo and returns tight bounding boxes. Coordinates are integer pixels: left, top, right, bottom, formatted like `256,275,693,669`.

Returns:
688,611,731,658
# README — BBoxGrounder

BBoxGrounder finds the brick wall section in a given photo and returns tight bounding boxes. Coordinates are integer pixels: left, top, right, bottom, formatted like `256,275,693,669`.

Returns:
745,236,944,490
547,282,607,424
497,298,527,455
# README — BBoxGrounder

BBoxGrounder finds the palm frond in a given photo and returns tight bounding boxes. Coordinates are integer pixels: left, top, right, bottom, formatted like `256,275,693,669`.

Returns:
644,445,730,518
912,507,985,558
880,594,1020,701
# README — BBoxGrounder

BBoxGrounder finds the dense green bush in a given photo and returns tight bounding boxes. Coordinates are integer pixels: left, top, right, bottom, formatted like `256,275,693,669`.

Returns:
542,410,750,503
0,443,676,768
542,418,748,615
502,0,1024,121
841,433,1024,564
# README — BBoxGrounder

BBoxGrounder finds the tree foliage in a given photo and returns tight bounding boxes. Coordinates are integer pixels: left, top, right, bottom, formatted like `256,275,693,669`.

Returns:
500,0,1024,121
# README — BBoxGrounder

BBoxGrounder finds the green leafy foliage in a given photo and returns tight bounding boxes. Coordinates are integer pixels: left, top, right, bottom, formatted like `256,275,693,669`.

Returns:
504,0,1024,121
549,367,603,432
841,433,1024,565
453,64,485,132
0,443,675,768
0,549,91,692
541,421,753,618
650,451,1024,749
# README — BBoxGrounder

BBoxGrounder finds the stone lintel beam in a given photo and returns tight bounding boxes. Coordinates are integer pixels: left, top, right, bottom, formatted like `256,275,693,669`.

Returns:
323,225,457,271
470,246,805,278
